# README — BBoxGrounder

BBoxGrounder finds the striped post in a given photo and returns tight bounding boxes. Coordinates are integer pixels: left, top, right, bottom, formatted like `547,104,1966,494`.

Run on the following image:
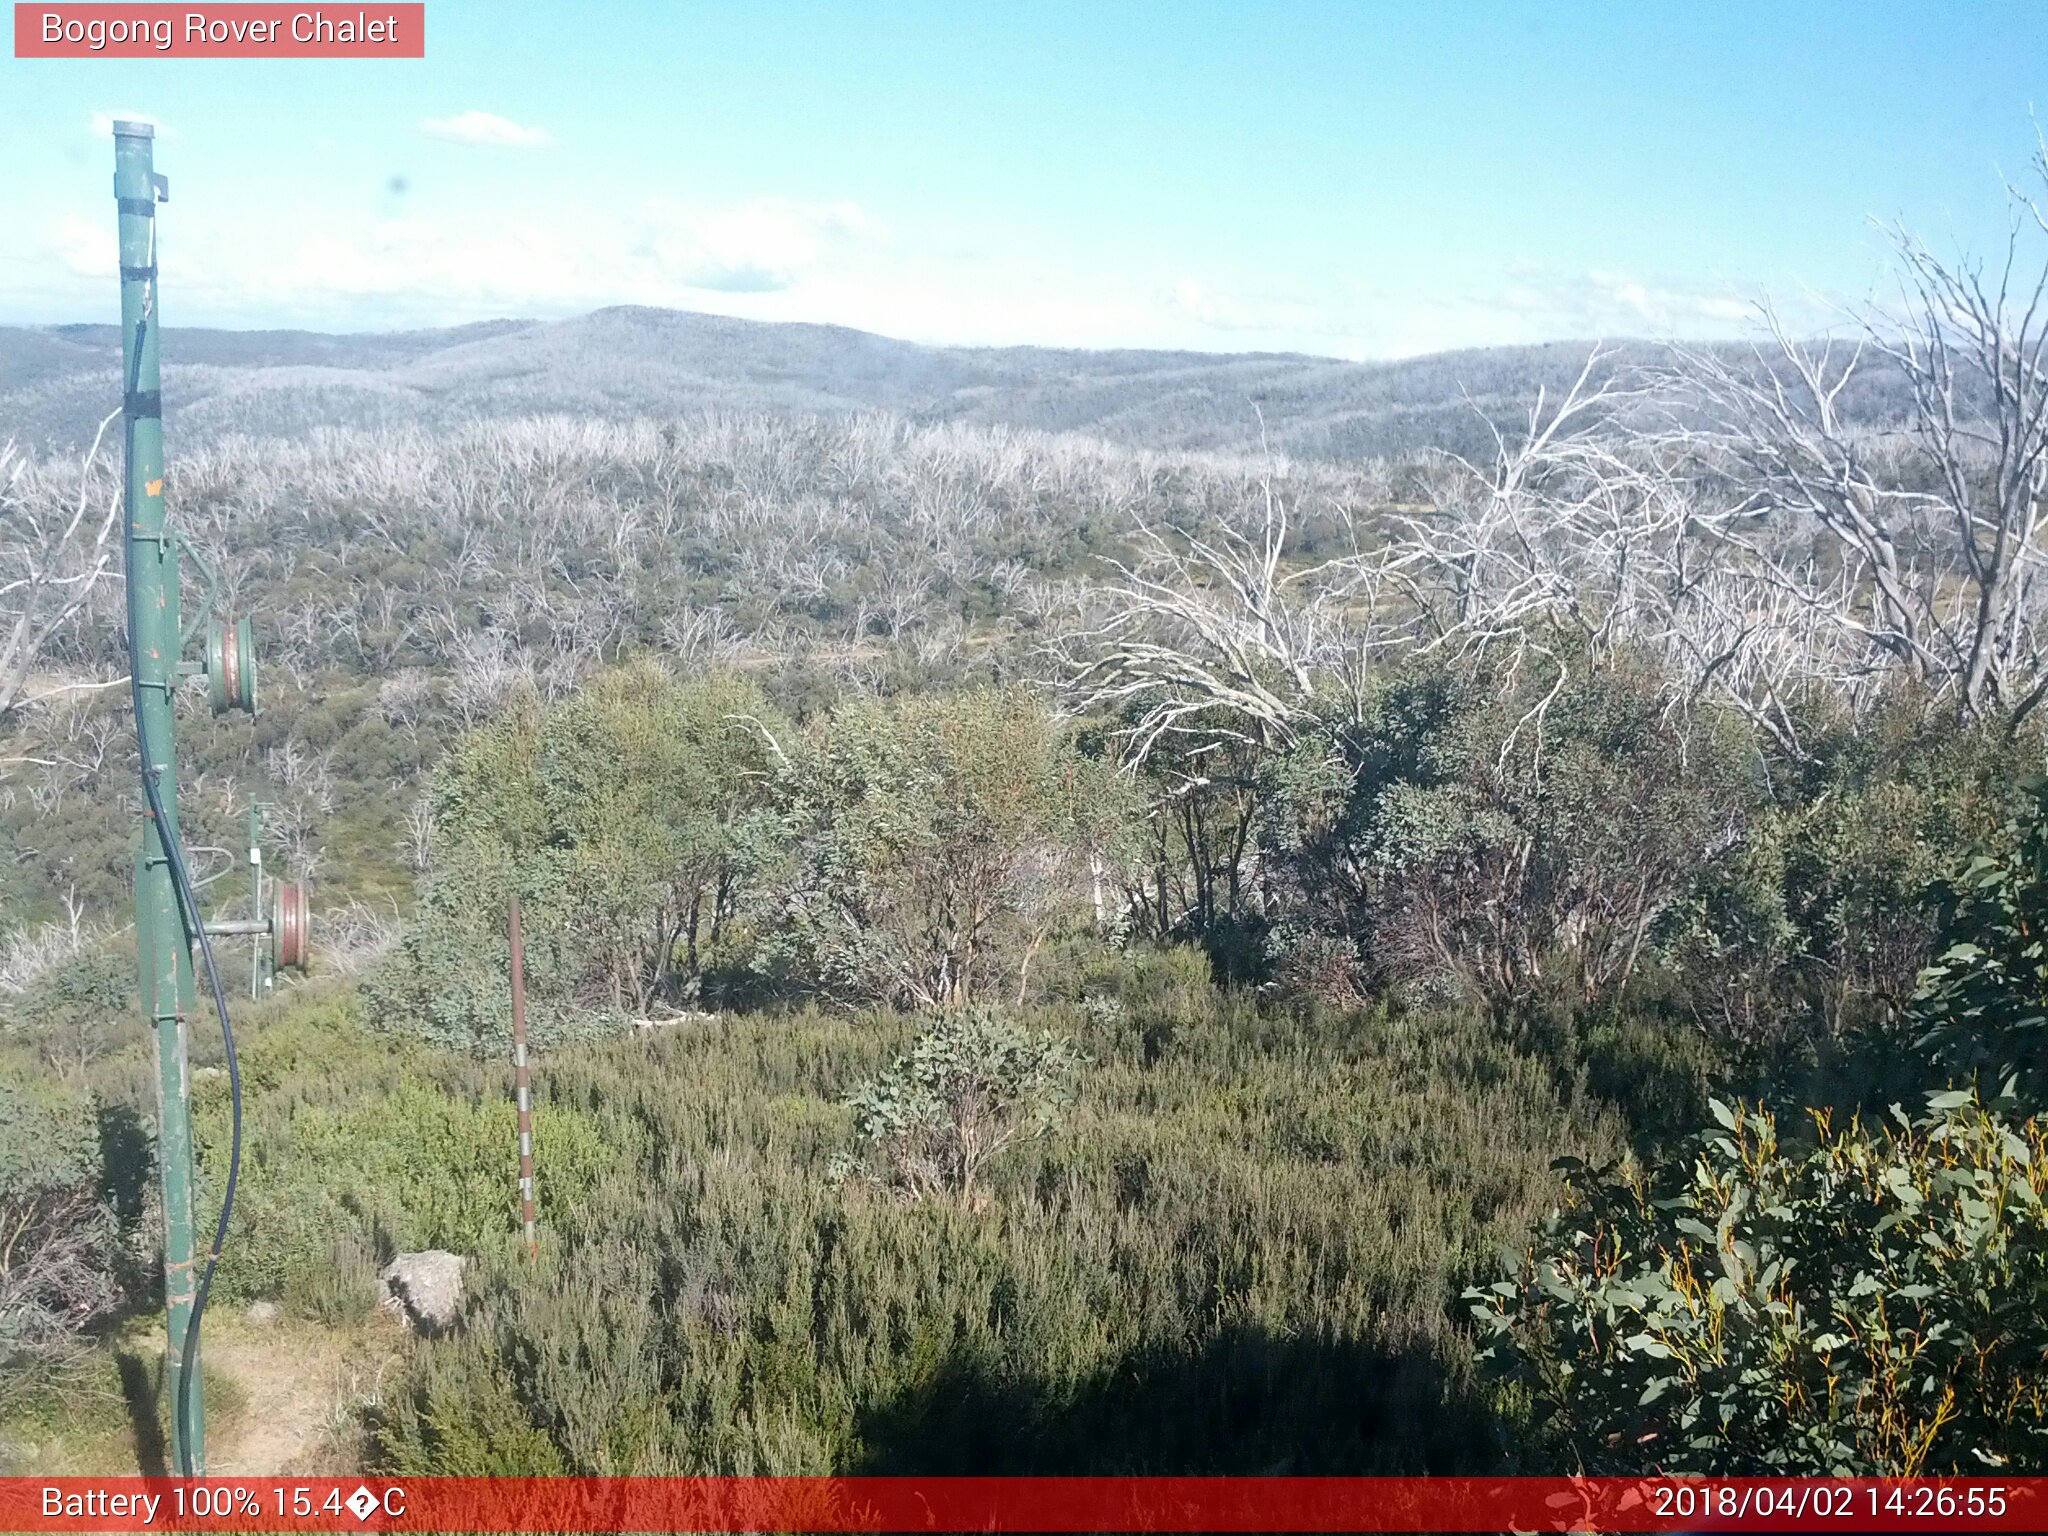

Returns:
509,894,537,1262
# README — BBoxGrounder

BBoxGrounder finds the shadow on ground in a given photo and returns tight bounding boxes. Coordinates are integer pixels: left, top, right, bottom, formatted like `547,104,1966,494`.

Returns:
113,1351,167,1477
853,1322,1502,1475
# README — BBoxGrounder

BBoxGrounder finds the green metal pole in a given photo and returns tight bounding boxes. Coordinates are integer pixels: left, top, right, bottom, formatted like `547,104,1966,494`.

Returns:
249,802,265,1002
115,119,205,1475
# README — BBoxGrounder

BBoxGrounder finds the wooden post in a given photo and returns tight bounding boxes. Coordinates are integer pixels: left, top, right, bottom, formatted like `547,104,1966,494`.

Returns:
510,894,537,1262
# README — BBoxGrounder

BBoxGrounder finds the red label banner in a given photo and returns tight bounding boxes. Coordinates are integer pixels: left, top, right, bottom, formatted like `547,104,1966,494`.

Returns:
13,4,424,57
3,1477,2046,1533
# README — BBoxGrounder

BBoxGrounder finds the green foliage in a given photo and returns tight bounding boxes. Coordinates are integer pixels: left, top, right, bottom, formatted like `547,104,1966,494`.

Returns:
282,1230,384,1326
752,688,1137,1009
189,997,617,1315
373,1348,569,1476
1912,777,2048,1109
1494,984,1721,1154
368,667,781,1051
1469,782,2048,1473
1,941,133,1072
1122,723,1268,979
1259,661,1764,1007
1469,1100,2048,1474
834,1006,1084,1204
1679,700,2031,1056
535,666,777,1008
0,1073,103,1201
1039,941,1215,1017
1133,672,2032,1091
377,676,1135,1043
368,979,1610,1474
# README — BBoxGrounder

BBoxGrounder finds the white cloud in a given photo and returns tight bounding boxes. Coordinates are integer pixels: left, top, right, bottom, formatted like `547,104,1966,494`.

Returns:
419,111,553,150
5,179,1828,360
1162,278,1334,343
50,213,116,278
1146,264,1825,359
1579,268,1756,328
43,194,889,330
642,198,878,293
1166,278,1246,330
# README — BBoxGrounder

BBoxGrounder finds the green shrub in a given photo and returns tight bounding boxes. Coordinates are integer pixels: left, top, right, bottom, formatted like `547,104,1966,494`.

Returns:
1037,941,1212,1014
369,667,781,1052
281,1229,385,1326
1257,661,1765,1009
1620,698,2032,1088
1468,1099,2048,1474
1912,777,2048,1109
1774,702,2035,1040
1,942,133,1071
190,1004,618,1315
752,688,1137,1009
369,994,1616,1475
372,1342,568,1475
833,1007,1083,1204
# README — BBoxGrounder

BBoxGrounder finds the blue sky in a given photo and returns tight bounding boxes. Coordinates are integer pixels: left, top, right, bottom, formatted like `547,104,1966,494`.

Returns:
3,0,2044,356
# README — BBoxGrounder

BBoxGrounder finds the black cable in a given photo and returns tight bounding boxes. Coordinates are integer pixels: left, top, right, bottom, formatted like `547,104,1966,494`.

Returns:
122,296,242,1478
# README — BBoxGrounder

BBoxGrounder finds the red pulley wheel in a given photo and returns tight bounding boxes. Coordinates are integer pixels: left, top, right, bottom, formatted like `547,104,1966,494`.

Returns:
206,616,257,715
272,881,309,972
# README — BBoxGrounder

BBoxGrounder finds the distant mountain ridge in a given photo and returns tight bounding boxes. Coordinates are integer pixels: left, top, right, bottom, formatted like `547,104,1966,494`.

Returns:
0,305,1802,460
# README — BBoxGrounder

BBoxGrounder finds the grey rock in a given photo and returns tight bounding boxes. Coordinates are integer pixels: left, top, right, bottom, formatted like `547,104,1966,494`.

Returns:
246,1299,280,1324
380,1249,468,1334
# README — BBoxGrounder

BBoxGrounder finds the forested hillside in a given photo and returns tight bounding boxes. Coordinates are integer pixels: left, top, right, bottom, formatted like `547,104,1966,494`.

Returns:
0,309,1914,462
5,178,2047,1479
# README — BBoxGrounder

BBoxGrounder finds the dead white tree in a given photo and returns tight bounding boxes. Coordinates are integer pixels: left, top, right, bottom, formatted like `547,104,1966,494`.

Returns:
1051,348,1864,767
1082,158,2048,756
1376,351,1864,757
1052,475,1379,769
1370,353,1661,752
0,423,124,719
1662,154,2048,726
